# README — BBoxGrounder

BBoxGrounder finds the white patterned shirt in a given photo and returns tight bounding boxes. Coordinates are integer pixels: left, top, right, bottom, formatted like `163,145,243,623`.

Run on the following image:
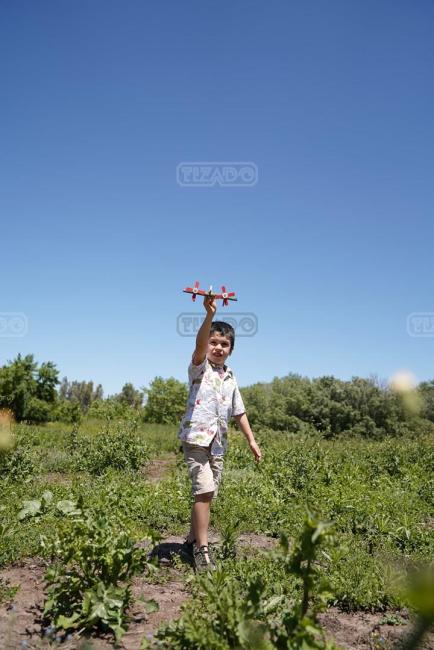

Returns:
177,356,246,456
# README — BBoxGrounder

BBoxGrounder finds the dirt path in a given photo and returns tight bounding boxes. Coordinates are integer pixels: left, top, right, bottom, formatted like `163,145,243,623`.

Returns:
141,453,177,483
319,608,433,650
0,559,47,649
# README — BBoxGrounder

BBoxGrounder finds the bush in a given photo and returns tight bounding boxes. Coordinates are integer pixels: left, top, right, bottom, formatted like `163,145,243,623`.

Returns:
87,397,130,421
51,400,82,425
24,397,52,423
0,440,34,482
43,504,156,642
76,427,149,475
0,354,59,423
144,377,188,425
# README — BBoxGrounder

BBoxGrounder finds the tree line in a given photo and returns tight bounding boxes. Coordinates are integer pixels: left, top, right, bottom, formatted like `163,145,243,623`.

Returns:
1,353,433,438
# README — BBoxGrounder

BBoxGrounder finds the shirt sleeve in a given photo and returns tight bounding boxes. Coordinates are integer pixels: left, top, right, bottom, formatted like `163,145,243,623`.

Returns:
188,356,207,384
232,381,246,417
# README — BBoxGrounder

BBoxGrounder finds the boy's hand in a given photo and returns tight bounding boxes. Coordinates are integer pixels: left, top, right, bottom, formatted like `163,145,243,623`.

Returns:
249,440,262,463
204,295,217,316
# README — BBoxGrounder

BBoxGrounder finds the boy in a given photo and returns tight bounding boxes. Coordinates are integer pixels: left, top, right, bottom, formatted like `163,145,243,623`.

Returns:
178,295,262,572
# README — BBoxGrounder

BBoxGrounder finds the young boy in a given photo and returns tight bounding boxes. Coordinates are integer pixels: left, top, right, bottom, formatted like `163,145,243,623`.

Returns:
178,295,262,572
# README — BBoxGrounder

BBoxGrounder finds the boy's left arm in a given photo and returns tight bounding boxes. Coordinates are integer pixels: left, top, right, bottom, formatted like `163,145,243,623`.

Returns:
233,413,262,462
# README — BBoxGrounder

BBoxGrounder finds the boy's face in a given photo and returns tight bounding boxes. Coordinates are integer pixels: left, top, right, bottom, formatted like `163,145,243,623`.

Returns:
207,332,232,366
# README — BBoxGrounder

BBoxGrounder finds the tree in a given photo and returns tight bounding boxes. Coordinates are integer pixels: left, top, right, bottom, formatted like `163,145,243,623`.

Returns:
114,383,144,409
418,380,434,422
143,377,188,424
59,378,103,413
36,362,59,402
0,354,59,422
239,372,426,438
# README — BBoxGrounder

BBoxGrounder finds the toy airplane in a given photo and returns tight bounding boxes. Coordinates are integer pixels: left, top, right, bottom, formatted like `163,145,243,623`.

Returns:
183,280,237,306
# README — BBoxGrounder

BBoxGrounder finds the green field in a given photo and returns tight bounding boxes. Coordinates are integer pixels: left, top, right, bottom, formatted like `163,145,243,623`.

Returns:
1,418,433,648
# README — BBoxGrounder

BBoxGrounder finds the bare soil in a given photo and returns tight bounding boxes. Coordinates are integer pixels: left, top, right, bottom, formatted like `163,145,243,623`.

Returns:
320,608,434,649
141,454,177,483
39,472,73,487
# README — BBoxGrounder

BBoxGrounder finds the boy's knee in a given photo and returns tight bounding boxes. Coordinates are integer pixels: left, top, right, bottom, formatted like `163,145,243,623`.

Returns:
194,491,214,502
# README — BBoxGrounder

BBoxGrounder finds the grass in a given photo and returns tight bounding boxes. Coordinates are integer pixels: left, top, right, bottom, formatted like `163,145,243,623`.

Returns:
1,418,433,639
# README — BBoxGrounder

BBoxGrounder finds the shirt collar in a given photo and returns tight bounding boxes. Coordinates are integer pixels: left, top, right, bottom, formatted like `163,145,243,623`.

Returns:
208,358,233,379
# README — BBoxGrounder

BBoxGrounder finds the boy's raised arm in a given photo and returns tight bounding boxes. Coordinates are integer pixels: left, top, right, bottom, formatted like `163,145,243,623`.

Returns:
192,296,216,366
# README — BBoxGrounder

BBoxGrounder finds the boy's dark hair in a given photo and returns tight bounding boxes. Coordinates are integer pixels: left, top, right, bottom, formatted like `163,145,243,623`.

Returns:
210,320,235,352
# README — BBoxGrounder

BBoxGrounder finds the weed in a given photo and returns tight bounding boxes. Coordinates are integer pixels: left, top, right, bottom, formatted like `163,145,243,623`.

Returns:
144,517,339,649
76,425,149,475
42,504,158,643
0,577,19,605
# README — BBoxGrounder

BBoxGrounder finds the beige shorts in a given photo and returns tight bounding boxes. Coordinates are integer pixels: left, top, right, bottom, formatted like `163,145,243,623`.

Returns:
182,441,224,499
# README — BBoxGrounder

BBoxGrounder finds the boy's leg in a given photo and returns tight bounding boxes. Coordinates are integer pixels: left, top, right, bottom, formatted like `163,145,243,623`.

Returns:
187,453,223,543
192,491,213,549
182,442,219,565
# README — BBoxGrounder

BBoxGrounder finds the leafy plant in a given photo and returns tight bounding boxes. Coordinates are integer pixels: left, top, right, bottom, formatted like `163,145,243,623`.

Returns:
267,517,335,648
18,490,54,520
0,439,34,482
76,425,148,475
144,517,338,649
17,491,82,520
143,570,271,650
217,519,241,561
0,577,19,605
43,506,158,642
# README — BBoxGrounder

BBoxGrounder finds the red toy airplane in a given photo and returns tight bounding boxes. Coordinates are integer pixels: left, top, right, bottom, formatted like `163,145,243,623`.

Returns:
183,281,237,306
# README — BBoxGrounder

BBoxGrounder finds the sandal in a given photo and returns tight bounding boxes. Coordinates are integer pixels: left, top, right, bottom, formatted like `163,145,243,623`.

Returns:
193,545,216,572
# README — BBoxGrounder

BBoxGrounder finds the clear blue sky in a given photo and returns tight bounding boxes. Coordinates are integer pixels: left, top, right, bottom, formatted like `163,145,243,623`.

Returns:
1,1,433,395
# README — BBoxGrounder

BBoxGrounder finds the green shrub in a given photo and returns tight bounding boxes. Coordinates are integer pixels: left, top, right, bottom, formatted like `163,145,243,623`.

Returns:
51,400,82,425
0,441,34,481
144,377,188,425
43,504,157,643
76,427,149,475
87,397,131,421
